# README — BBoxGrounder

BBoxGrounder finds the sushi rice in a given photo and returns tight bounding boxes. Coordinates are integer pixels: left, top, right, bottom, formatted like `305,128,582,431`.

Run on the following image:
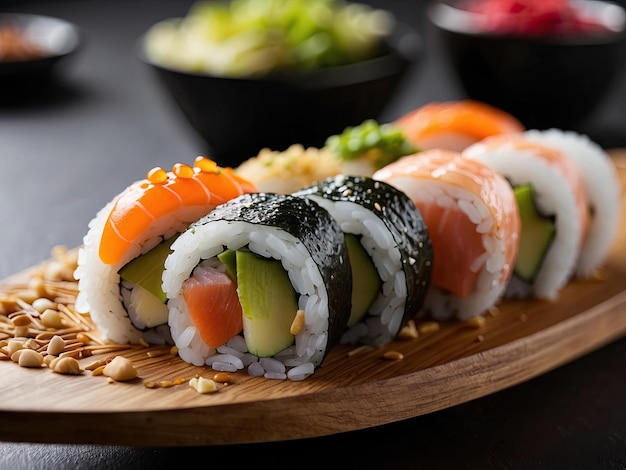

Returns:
162,193,351,381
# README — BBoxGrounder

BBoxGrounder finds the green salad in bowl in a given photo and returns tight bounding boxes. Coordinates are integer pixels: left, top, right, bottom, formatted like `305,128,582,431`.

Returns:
144,0,396,77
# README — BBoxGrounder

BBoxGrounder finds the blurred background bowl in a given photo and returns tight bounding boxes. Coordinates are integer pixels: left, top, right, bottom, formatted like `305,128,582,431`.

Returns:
427,0,626,131
0,13,80,99
137,20,423,168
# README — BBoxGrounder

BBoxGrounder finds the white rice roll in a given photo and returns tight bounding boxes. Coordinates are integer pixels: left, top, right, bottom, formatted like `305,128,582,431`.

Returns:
373,149,521,321
523,128,622,277
73,158,255,345
463,135,590,300
162,193,351,378
293,175,433,347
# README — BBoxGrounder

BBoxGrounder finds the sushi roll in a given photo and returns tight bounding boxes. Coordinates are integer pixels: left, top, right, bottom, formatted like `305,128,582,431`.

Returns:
161,192,352,381
394,100,525,153
373,148,521,321
463,134,590,300
74,157,256,345
522,128,622,278
294,175,433,347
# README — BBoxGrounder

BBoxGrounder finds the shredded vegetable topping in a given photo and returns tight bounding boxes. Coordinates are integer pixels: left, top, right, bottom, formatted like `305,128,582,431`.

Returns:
144,0,395,77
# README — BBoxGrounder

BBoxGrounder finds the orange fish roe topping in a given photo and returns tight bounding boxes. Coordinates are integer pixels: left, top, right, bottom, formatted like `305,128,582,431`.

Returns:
194,156,218,173
147,167,168,184
97,157,256,266
172,163,195,179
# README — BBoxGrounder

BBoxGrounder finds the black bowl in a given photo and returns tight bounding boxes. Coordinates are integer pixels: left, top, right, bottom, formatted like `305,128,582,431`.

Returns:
427,0,626,131
138,21,422,168
0,13,80,98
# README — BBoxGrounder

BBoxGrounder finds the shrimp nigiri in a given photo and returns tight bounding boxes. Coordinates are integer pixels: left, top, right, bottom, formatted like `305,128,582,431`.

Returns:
394,100,525,153
373,148,521,321
74,156,257,344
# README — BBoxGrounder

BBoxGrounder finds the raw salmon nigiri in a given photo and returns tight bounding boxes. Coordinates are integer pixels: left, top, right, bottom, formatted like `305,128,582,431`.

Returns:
463,133,591,299
394,100,525,153
98,156,257,266
373,148,521,320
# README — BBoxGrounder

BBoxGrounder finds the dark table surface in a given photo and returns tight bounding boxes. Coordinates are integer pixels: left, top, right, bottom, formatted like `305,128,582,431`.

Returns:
2,0,626,468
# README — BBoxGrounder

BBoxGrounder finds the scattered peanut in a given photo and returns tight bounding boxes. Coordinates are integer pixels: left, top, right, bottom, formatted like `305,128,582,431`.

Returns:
418,321,440,335
50,356,83,375
466,315,486,329
91,365,106,376
23,338,39,350
189,376,218,394
17,348,44,368
397,319,418,340
40,309,63,329
382,351,404,361
290,309,305,335
102,356,137,381
31,298,57,313
47,335,66,356
7,339,23,356
212,372,232,384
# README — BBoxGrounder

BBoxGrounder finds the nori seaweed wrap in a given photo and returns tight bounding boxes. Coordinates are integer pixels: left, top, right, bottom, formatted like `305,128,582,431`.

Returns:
162,192,352,381
294,175,433,347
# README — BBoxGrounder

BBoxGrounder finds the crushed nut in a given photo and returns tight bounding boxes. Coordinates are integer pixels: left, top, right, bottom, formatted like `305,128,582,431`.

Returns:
466,315,486,329
212,372,232,384
7,339,23,356
40,309,63,329
51,357,83,375
418,321,440,335
382,351,404,361
102,356,137,381
47,335,66,356
17,349,44,368
290,309,305,335
397,319,418,340
31,298,56,313
189,376,218,394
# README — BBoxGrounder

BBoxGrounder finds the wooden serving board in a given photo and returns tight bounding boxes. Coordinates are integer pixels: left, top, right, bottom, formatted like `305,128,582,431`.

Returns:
2,151,626,447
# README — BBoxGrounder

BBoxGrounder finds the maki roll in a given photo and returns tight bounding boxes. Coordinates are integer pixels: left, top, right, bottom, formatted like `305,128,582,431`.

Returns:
373,148,521,321
463,134,590,300
293,175,433,347
161,192,352,381
74,157,256,344
522,128,622,278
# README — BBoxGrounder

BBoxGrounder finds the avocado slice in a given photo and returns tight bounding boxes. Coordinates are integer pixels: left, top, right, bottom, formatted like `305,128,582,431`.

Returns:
236,250,298,357
118,235,177,303
344,233,381,327
514,184,556,282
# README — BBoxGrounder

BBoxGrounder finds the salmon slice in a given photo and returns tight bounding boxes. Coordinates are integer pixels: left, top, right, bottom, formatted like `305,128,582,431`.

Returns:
465,134,590,248
182,265,243,349
394,100,525,152
374,148,520,299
